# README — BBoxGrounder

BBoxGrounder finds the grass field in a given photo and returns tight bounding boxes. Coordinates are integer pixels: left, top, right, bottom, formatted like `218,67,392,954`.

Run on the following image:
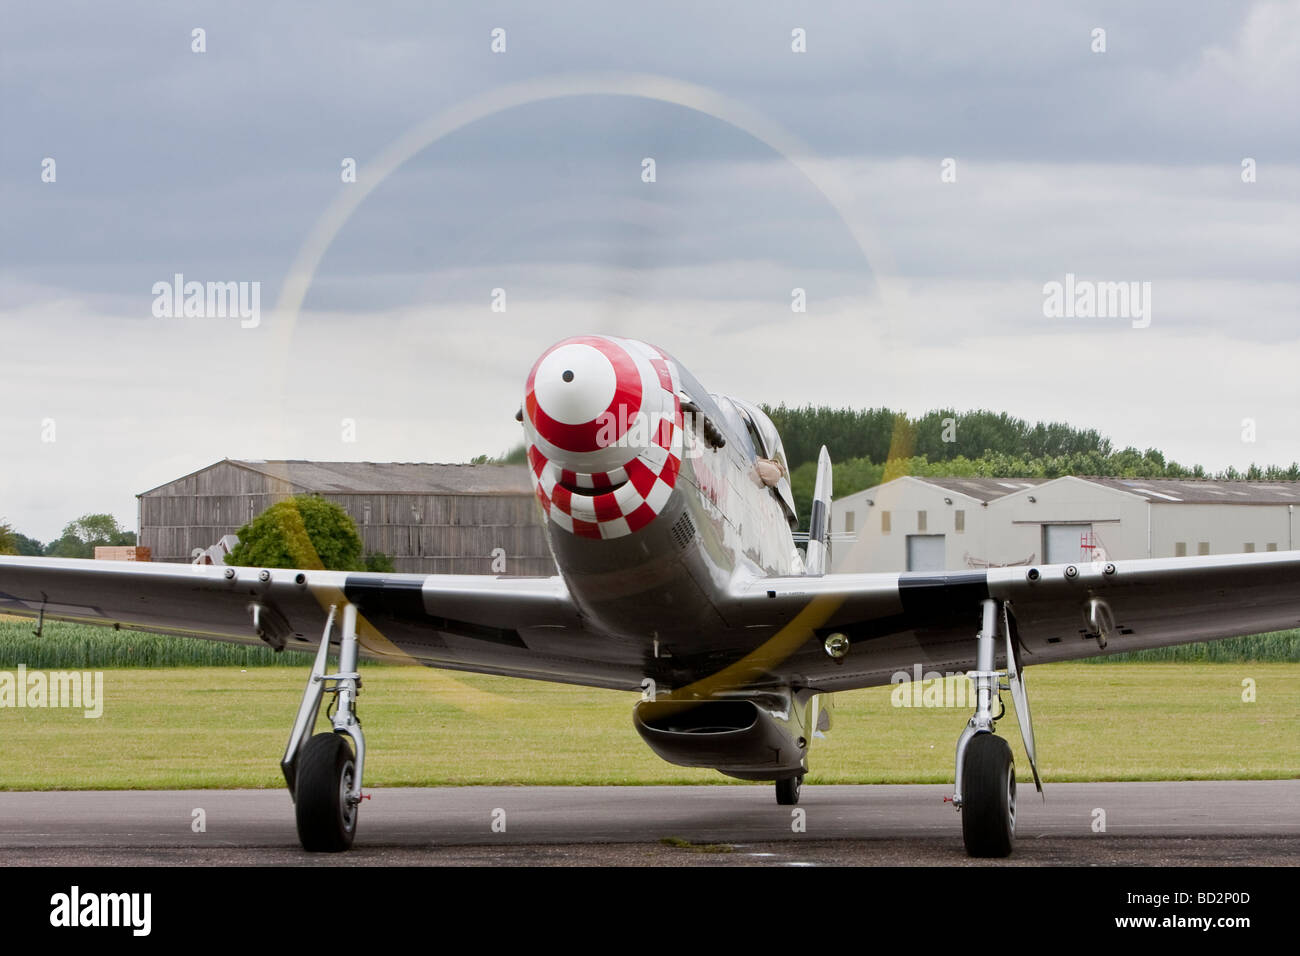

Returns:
1,662,1295,790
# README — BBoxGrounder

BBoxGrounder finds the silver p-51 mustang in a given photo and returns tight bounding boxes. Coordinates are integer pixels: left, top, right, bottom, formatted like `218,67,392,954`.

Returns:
3,335,1296,855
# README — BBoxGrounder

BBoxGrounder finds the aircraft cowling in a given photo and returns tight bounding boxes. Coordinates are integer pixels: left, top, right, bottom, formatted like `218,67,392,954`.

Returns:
632,693,808,781
522,335,685,541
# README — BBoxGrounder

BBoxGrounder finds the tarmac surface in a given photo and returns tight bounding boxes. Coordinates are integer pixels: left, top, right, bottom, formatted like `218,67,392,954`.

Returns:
1,780,1297,866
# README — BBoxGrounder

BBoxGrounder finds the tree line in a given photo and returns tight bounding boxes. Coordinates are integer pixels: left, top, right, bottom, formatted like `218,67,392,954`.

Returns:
0,513,136,557
762,405,1117,471
1,501,395,572
8,407,1300,558
762,404,1300,529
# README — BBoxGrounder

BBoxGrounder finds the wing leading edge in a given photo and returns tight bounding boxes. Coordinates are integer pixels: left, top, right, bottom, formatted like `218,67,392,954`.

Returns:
6,550,1300,693
0,556,645,687
722,550,1300,691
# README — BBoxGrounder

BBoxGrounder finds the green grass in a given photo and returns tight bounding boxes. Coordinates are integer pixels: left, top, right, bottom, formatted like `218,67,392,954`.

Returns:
1085,629,1300,662
0,663,1294,790
0,617,321,668
4,618,1298,668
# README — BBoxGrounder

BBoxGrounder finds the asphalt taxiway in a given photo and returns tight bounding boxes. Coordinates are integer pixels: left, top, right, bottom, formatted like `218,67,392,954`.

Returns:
1,781,1296,865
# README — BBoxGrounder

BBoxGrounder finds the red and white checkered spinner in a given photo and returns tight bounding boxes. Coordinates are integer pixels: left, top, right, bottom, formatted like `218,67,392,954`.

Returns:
523,335,684,539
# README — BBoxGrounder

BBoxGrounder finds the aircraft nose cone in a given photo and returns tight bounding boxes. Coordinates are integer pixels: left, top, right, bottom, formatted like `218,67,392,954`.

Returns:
531,343,619,432
526,337,644,454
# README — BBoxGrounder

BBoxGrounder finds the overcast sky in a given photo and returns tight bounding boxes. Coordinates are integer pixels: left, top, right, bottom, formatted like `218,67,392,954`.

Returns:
3,1,1298,541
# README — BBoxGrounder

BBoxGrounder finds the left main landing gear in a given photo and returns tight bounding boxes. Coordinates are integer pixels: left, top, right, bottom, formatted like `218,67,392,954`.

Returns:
282,602,367,852
775,773,803,805
951,598,1042,858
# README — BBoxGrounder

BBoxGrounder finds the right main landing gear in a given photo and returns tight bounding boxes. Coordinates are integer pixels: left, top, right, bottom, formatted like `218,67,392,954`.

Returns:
294,732,358,851
282,602,367,852
959,732,1015,857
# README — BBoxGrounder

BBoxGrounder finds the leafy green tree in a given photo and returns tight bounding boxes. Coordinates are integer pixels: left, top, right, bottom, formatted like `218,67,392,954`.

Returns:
225,496,364,571
1261,463,1300,480
44,513,135,558
13,532,44,556
471,444,528,465
363,552,396,573
0,521,17,555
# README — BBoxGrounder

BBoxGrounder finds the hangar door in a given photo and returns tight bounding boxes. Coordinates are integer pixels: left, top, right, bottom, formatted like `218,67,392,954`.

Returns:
1043,523,1093,564
906,534,946,572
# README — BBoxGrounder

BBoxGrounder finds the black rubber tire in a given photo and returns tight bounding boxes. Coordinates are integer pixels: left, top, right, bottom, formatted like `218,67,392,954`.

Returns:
775,774,803,806
961,733,1015,858
295,733,358,852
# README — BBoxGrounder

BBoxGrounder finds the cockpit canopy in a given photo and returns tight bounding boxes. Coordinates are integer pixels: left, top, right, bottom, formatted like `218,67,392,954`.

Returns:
717,396,799,529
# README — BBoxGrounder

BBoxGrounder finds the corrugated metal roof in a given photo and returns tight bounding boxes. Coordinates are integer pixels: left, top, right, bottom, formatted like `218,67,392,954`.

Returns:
840,474,1300,506
1080,476,1300,505
914,477,1050,502
230,460,533,495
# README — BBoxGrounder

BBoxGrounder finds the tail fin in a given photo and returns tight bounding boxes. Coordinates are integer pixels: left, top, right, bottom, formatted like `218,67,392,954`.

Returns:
804,446,833,575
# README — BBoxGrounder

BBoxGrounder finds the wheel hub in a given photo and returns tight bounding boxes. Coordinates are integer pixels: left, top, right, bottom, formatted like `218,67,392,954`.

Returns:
340,762,357,830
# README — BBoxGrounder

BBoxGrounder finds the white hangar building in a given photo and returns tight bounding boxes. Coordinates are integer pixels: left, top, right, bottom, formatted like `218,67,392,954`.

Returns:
830,476,1300,574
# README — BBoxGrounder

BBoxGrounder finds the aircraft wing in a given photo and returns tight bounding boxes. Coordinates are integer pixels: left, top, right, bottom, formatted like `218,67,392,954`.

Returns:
723,550,1300,691
0,555,611,683
984,551,1300,659
7,550,1298,694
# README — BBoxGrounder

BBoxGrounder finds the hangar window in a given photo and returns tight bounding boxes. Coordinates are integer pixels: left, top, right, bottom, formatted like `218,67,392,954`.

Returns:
1268,543,1278,552
955,509,965,532
844,511,855,533
917,510,927,532
1197,542,1210,556
881,510,891,533
1244,542,1255,553
1175,542,1186,557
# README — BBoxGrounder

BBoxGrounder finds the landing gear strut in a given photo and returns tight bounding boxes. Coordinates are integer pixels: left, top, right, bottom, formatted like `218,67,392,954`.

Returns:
951,598,1042,858
282,602,366,852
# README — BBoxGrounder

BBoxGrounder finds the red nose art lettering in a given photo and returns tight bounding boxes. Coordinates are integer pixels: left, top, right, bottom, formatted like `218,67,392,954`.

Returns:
526,340,683,540
524,336,643,454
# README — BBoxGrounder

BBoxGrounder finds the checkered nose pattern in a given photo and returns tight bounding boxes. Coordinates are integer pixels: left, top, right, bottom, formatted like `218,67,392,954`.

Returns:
523,336,684,540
